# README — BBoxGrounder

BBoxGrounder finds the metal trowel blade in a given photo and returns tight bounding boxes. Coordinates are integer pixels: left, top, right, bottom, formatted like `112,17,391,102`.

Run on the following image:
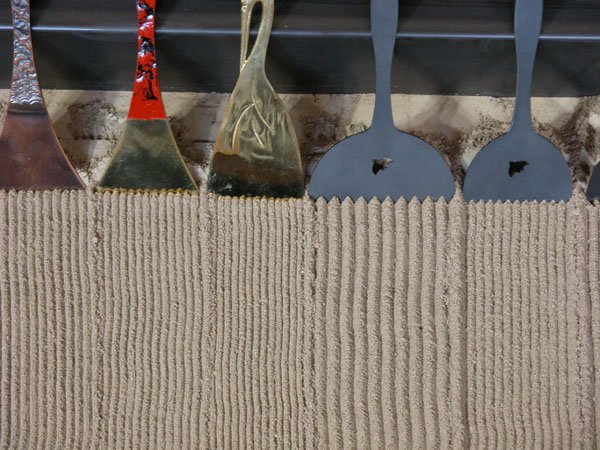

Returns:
0,105,84,190
97,119,197,192
587,164,600,200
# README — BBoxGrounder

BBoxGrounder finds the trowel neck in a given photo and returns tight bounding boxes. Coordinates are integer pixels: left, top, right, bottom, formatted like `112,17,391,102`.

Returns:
9,0,44,109
511,0,541,131
370,0,397,131
511,64,534,131
243,0,274,70
128,0,167,120
372,70,395,131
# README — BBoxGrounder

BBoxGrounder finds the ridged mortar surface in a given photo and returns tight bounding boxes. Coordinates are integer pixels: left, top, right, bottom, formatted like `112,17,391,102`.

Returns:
1,191,599,448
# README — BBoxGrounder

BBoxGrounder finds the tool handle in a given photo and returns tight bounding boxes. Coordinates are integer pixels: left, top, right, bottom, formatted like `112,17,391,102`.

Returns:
371,0,398,131
9,0,43,108
512,0,542,130
128,0,167,120
240,0,273,72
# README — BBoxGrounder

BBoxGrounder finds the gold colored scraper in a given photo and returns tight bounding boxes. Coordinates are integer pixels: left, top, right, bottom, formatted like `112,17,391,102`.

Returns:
207,0,304,198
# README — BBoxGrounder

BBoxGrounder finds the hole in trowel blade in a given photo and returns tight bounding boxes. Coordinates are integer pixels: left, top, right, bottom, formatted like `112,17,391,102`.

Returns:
372,158,393,175
508,160,528,177
246,3,262,60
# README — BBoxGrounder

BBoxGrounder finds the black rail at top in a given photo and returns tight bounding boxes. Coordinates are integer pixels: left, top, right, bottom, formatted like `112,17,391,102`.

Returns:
0,0,599,96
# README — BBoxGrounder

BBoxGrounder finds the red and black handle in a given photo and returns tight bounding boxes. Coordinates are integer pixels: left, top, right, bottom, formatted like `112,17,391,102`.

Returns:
127,0,166,120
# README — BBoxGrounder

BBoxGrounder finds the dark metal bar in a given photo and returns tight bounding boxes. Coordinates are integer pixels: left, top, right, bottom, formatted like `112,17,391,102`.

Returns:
0,1,598,95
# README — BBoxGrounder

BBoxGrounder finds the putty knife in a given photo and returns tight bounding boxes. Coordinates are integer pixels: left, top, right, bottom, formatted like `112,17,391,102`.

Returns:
308,0,454,202
207,0,304,198
97,0,197,192
0,0,84,191
463,0,572,202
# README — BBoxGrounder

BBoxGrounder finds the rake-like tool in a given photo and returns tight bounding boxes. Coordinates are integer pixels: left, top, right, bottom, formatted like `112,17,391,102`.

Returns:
463,0,572,202
308,0,454,202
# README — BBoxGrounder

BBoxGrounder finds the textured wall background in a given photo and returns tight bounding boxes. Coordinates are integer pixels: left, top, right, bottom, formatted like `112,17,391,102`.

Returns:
1,90,599,192
2,93,600,448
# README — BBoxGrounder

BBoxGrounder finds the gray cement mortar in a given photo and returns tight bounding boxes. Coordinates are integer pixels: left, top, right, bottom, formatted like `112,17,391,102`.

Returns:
1,90,599,193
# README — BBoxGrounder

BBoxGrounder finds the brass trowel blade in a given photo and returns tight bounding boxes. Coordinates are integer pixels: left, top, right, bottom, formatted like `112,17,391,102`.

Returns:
209,152,304,198
207,67,304,199
97,119,197,192
0,106,84,190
